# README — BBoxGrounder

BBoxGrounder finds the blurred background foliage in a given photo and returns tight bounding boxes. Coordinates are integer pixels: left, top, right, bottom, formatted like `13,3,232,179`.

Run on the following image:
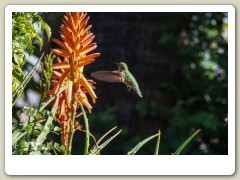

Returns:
13,12,228,155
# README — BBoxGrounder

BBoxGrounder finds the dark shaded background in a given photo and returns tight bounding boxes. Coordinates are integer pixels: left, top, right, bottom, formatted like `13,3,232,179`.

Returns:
14,12,228,155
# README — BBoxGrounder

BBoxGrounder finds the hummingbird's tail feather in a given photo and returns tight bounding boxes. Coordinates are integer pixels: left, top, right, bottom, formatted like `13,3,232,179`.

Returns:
127,86,143,98
134,88,143,98
91,70,124,83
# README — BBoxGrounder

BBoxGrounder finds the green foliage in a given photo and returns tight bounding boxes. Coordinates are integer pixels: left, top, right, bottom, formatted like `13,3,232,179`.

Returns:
158,12,228,154
12,53,43,106
12,107,62,155
39,53,55,106
12,86,67,155
35,88,60,145
12,12,51,106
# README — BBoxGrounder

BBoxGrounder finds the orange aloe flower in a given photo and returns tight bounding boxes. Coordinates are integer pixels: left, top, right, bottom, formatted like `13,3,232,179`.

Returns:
48,12,100,149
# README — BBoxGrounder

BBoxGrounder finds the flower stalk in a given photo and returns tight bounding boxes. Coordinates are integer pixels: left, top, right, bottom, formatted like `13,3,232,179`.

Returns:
48,12,100,153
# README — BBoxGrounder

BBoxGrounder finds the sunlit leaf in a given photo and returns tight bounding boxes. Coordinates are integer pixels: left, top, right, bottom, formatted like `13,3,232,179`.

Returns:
127,131,160,155
173,129,201,155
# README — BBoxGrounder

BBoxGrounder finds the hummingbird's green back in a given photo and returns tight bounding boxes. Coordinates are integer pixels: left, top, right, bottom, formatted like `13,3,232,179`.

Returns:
120,64,143,98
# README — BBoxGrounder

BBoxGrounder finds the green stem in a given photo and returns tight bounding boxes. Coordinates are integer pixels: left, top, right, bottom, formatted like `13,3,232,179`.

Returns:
79,102,90,155
67,95,76,155
66,54,76,155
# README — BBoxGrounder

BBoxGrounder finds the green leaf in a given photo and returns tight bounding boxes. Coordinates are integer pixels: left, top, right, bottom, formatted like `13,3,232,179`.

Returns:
154,130,161,155
34,33,43,51
89,129,122,155
173,129,201,155
29,151,42,155
19,140,29,152
127,132,160,155
12,64,25,81
12,130,27,146
32,14,41,23
53,126,61,132
96,126,118,146
12,74,21,92
41,21,51,41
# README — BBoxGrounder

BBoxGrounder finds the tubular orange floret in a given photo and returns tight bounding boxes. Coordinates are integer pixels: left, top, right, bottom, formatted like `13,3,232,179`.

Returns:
63,15,68,22
80,16,90,30
60,34,73,47
79,13,87,23
62,19,71,29
60,99,66,117
79,53,100,63
80,33,93,44
78,13,87,24
60,29,71,40
80,25,92,36
81,43,97,54
82,100,92,113
65,26,73,35
52,48,70,58
83,35,95,47
53,62,70,69
81,76,97,103
77,59,95,68
53,70,63,78
52,38,66,49
67,80,73,107
73,13,79,26
57,57,62,63
71,51,76,62
65,12,71,23
78,90,93,113
70,15,76,30
52,69,70,94
64,42,73,54
74,26,81,38
71,31,77,43
82,44,97,56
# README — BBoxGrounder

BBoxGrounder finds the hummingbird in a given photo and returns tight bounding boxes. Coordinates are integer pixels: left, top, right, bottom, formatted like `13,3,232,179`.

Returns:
91,62,143,98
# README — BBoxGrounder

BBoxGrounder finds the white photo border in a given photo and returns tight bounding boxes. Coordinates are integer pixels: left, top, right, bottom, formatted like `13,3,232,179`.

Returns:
5,5,235,175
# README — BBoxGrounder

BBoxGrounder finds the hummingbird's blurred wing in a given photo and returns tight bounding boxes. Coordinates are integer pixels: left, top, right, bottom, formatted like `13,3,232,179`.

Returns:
91,70,124,83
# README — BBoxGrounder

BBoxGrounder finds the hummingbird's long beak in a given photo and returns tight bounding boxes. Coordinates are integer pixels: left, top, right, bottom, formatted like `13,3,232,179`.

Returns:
110,61,119,65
